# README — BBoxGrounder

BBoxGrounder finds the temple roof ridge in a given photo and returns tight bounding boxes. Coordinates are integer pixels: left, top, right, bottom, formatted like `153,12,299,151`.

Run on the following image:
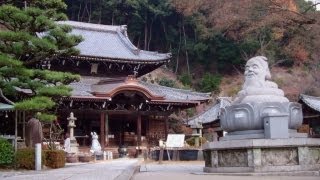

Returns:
57,21,121,33
56,21,171,62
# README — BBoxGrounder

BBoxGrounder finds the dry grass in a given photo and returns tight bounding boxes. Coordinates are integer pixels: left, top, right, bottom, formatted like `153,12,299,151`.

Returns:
219,66,320,101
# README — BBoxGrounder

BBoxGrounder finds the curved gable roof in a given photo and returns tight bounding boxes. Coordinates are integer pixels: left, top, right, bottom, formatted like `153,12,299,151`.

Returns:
58,21,171,62
68,76,211,104
187,97,231,126
300,94,320,112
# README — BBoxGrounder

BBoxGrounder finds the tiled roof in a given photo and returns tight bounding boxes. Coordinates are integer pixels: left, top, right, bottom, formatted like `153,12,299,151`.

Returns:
57,21,171,62
300,94,320,112
187,97,231,126
69,76,210,103
140,81,211,102
0,103,14,111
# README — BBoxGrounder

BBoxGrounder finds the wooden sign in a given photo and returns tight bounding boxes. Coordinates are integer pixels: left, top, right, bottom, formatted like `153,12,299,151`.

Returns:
166,134,185,148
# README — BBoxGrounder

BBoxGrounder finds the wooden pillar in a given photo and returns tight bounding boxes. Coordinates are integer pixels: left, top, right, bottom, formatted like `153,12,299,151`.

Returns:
100,112,105,149
14,111,18,152
137,114,141,149
164,115,169,139
23,111,26,140
105,113,109,146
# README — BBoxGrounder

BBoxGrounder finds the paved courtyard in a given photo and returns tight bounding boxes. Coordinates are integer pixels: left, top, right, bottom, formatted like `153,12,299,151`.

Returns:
1,159,319,180
133,161,320,180
0,158,139,180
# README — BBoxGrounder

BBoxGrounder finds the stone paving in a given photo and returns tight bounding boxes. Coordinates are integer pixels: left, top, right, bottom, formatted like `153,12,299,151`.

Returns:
133,161,320,180
1,159,320,180
0,158,139,180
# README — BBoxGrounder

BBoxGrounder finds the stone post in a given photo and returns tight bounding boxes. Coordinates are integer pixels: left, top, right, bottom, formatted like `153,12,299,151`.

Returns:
35,143,41,171
67,112,79,154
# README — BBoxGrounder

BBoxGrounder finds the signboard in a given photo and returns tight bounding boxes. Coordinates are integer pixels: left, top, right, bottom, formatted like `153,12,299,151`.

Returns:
166,134,185,148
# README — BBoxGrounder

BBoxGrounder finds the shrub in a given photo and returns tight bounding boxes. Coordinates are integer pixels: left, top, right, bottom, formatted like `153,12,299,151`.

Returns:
15,148,46,170
185,137,207,146
179,74,192,86
158,78,176,87
200,73,222,93
0,138,14,165
45,150,65,168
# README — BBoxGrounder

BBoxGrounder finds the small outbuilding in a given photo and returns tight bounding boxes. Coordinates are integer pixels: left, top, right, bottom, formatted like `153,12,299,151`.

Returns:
299,94,320,137
187,97,231,141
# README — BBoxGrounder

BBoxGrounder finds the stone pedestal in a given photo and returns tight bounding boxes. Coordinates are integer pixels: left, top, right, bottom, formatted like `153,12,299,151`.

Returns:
203,138,320,173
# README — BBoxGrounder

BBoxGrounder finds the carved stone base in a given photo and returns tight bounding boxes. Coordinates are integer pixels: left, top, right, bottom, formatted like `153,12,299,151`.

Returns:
221,130,308,141
70,138,79,154
203,138,320,173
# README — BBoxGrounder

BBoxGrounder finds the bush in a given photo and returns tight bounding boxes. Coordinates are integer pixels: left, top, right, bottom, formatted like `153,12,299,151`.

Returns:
199,73,222,93
15,148,46,170
0,138,14,165
179,74,192,86
185,136,207,146
158,78,176,87
45,150,65,168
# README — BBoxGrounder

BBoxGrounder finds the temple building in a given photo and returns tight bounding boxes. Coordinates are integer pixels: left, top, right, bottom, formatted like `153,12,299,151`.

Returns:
45,21,211,156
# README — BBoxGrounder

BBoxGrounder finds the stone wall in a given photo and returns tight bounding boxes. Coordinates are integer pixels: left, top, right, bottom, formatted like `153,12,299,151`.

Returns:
203,138,320,173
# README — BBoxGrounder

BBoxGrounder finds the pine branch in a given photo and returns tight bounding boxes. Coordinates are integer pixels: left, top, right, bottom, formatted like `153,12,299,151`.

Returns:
0,88,14,105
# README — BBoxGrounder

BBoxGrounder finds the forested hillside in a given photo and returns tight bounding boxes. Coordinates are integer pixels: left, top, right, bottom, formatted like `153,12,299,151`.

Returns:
7,0,320,98
69,0,320,97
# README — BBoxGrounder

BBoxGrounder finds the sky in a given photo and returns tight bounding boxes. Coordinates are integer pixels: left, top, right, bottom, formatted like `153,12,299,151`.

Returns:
310,0,320,10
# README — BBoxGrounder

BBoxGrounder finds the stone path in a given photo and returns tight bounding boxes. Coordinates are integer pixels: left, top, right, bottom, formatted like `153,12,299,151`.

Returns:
0,158,139,180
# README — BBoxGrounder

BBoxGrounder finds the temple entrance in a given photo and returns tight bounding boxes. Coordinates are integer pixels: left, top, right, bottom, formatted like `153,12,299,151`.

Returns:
107,114,146,147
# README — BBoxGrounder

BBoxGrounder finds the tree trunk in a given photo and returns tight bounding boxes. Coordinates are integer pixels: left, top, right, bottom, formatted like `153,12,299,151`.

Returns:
160,17,168,49
144,13,148,50
137,36,141,49
81,1,89,22
175,24,182,74
112,12,115,25
88,0,92,23
147,19,154,51
0,89,14,105
182,18,190,75
98,0,102,24
77,3,82,21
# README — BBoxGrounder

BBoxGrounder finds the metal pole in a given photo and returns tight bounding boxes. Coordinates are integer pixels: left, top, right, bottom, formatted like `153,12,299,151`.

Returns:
35,143,41,171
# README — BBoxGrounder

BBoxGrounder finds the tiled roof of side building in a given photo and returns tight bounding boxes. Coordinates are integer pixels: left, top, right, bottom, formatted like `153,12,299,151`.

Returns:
57,21,171,62
187,97,231,126
299,94,320,112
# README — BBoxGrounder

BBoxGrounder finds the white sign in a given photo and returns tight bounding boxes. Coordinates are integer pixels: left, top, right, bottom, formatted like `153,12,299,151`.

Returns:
166,134,185,148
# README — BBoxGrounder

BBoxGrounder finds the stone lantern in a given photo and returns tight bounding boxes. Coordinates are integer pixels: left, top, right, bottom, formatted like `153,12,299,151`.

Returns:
191,122,203,147
67,112,79,154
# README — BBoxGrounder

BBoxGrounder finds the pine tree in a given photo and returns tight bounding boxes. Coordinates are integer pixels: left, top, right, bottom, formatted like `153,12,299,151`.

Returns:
0,0,82,121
